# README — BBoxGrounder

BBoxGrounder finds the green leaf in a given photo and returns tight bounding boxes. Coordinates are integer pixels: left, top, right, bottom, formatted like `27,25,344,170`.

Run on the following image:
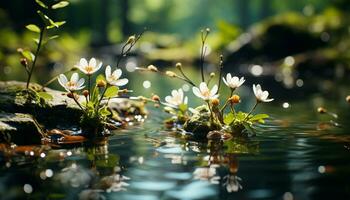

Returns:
90,87,100,105
223,113,234,125
21,50,35,62
26,24,41,33
236,111,247,121
48,35,59,41
33,38,40,44
37,92,53,101
51,1,69,9
35,0,48,9
99,106,111,117
249,114,269,123
37,10,56,27
243,123,256,135
46,21,66,29
96,74,106,84
178,103,188,113
104,86,118,98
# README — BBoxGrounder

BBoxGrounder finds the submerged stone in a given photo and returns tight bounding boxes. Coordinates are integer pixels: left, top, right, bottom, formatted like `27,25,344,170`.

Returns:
183,105,221,139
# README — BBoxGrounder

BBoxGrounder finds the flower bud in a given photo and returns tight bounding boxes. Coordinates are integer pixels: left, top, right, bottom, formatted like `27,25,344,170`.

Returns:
229,95,240,104
97,80,107,88
175,62,182,68
317,107,327,114
67,92,74,99
147,65,158,72
206,28,210,33
126,35,136,44
82,90,89,97
211,98,220,106
20,58,28,67
346,95,350,103
121,89,128,94
165,71,176,78
210,72,215,77
151,94,160,102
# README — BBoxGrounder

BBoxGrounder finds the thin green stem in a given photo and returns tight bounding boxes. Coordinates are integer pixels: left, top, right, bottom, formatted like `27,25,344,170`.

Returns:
177,66,196,86
97,85,108,109
88,75,91,101
207,101,214,123
244,101,259,121
220,89,234,113
217,55,224,93
26,26,45,89
71,92,85,111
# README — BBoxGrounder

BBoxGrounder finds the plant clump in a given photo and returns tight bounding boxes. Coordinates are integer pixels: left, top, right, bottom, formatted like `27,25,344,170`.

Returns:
136,28,274,139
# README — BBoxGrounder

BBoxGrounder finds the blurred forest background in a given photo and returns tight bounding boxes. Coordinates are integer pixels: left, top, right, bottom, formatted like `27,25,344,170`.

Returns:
0,0,349,94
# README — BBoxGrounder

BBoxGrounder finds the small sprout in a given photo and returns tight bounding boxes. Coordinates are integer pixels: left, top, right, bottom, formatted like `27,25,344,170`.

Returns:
211,98,220,107
20,58,28,67
229,95,240,104
346,95,350,103
97,79,107,88
147,65,158,72
317,107,327,114
152,95,160,102
126,35,136,44
166,71,177,78
210,72,215,78
175,62,182,69
82,90,89,97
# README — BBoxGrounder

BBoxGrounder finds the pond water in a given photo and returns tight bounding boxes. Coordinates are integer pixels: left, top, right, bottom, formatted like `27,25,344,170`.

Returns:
1,67,350,200
1,99,350,200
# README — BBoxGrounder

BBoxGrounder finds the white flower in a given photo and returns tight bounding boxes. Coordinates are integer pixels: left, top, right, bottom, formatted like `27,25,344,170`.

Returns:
75,58,102,75
58,73,85,92
165,88,188,107
253,84,274,102
105,65,129,86
222,73,245,89
192,82,219,101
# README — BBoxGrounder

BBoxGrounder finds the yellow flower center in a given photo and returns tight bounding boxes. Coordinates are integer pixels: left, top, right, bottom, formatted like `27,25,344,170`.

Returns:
202,90,210,97
66,81,76,88
85,66,94,73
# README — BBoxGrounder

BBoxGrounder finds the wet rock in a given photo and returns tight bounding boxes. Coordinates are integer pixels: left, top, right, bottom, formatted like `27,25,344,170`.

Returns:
0,81,146,145
183,105,221,139
0,113,44,145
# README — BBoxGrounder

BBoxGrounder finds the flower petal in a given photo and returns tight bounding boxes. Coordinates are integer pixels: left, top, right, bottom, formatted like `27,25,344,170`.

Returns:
79,58,88,67
199,82,207,93
210,84,218,97
184,96,188,104
192,87,202,98
58,74,68,86
105,65,111,78
89,58,96,67
71,73,79,83
112,69,122,79
77,78,85,88
114,78,128,86
222,77,228,87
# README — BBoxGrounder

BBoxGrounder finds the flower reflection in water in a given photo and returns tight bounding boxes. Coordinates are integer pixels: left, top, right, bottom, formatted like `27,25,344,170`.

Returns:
193,165,220,184
223,174,243,193
57,163,93,188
